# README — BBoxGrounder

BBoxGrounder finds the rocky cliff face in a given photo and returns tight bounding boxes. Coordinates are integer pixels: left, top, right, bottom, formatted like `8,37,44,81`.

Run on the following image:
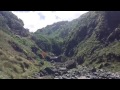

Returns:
63,11,120,71
0,11,29,37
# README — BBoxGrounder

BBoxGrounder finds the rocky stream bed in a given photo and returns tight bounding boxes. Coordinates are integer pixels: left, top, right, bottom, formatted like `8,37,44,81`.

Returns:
31,62,120,79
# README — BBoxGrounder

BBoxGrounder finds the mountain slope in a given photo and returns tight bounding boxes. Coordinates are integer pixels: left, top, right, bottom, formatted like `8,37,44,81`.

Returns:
35,21,69,41
1,11,120,78
34,18,82,55
0,11,29,37
0,11,52,79
34,11,120,72
63,11,120,71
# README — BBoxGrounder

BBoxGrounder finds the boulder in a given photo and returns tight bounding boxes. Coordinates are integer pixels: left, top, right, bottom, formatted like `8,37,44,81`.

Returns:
104,63,111,67
39,67,57,76
91,67,96,72
59,67,67,71
98,64,104,69
39,70,47,76
65,60,77,69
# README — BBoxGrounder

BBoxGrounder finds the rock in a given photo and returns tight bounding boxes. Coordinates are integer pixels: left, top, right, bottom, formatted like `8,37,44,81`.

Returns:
93,72,98,76
62,75,68,79
44,67,57,75
61,71,67,75
37,62,120,79
51,60,54,63
55,56,62,62
99,69,104,72
91,67,96,72
55,73,59,76
78,76,88,79
65,60,77,69
54,77,59,79
39,70,48,76
59,76,63,79
65,74,70,77
98,64,104,69
74,76,79,79
77,56,84,65
34,73,40,76
59,67,67,71
86,75,91,78
104,63,110,67
39,67,57,76
71,77,75,79
74,71,80,75
48,56,62,62
57,67,67,75
54,76,60,79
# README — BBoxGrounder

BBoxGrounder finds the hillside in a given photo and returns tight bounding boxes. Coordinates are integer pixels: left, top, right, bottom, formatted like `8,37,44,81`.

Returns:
34,18,81,55
1,11,120,79
35,11,120,72
0,11,52,79
63,11,120,72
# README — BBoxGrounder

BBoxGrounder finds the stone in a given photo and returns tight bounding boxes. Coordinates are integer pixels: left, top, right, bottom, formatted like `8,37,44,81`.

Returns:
78,76,88,79
98,64,104,69
44,67,57,75
55,73,59,76
59,67,67,71
91,67,96,72
39,70,47,76
65,60,77,69
62,75,68,79
65,74,70,77
59,76,63,79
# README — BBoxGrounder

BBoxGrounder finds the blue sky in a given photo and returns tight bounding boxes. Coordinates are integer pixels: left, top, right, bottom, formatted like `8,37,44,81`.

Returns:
12,11,88,32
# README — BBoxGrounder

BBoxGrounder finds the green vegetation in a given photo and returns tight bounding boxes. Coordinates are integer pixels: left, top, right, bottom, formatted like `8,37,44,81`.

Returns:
0,48,40,79
34,20,79,55
34,11,120,72
63,11,120,72
0,11,52,79
32,33,63,56
1,11,120,78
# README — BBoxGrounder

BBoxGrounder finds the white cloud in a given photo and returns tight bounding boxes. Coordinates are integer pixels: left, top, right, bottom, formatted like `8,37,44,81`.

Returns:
12,11,88,32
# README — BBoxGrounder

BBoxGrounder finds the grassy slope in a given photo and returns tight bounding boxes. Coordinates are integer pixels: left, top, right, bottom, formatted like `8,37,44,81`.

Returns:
0,30,37,78
63,11,120,72
0,11,54,79
0,30,52,79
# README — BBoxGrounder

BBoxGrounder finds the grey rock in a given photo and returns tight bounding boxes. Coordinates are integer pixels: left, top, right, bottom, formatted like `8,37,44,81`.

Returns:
59,67,67,71
65,60,77,69
55,73,59,76
91,67,96,72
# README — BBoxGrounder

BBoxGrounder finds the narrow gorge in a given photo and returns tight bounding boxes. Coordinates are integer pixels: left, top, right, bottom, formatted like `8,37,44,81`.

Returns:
0,11,120,79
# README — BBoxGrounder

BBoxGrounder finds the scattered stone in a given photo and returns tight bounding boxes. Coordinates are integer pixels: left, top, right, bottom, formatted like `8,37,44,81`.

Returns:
65,60,77,69
33,62,120,79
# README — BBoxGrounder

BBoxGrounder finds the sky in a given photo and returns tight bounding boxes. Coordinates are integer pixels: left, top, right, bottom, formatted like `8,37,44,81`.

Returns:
12,11,88,32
